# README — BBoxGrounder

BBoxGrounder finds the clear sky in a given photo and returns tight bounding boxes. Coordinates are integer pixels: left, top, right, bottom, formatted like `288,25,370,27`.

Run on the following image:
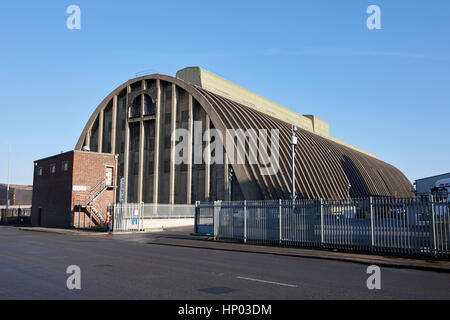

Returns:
0,0,449,186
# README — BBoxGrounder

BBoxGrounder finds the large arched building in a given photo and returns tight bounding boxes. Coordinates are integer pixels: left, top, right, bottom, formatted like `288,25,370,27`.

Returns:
75,67,412,204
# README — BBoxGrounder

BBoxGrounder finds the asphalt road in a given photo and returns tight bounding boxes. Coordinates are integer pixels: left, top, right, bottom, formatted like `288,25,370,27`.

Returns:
0,227,449,300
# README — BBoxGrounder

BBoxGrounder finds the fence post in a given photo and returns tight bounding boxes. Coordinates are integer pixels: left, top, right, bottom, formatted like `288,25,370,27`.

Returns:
279,199,282,244
370,196,375,249
140,202,144,232
320,199,324,246
194,201,199,234
244,200,247,243
112,204,116,232
430,195,437,256
78,205,81,229
213,201,219,241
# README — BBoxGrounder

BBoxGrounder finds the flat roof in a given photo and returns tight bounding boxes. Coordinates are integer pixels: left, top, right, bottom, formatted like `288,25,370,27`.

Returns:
415,172,450,182
34,150,116,163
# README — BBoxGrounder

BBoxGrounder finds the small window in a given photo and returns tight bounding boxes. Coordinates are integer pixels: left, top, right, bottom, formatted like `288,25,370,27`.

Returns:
50,164,56,174
38,167,43,176
62,161,69,172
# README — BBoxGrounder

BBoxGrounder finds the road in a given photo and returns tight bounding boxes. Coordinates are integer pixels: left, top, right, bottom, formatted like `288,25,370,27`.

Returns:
0,227,449,300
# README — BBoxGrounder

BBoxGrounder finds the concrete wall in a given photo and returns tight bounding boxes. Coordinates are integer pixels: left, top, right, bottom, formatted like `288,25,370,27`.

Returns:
142,218,194,230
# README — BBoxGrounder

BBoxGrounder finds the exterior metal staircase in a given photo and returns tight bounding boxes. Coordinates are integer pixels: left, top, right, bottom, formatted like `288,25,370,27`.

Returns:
75,178,110,225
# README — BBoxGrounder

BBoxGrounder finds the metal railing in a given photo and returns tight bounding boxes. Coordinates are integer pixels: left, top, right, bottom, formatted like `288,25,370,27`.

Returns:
111,203,195,232
0,205,32,224
195,198,450,258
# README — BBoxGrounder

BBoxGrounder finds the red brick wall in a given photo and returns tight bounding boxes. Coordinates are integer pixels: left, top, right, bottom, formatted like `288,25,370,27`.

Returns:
32,151,117,229
72,151,116,227
31,152,74,227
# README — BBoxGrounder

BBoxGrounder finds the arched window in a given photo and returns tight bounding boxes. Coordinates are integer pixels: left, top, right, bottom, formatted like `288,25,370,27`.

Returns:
143,94,156,116
129,95,141,118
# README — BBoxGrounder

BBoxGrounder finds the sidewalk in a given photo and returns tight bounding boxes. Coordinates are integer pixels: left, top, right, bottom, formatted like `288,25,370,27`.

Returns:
15,226,164,236
140,230,450,273
12,225,450,273
16,226,111,236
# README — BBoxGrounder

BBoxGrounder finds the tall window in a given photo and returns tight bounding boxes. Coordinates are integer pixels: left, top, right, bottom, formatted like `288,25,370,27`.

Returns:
129,96,141,118
143,94,156,116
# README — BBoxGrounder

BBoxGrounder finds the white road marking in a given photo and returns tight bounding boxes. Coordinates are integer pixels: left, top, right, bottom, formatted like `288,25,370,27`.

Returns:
237,276,298,288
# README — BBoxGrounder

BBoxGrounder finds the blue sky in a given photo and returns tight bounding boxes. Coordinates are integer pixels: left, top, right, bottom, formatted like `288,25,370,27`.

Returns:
0,0,449,185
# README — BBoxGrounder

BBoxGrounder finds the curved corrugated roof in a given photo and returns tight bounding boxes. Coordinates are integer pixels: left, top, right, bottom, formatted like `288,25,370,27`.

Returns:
76,73,413,200
194,87,412,199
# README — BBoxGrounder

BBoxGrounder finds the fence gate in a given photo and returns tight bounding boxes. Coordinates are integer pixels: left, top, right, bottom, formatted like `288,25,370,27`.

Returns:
112,203,144,232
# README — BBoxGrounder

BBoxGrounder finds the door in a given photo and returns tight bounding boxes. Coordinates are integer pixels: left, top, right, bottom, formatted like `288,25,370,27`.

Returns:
38,208,42,226
106,167,113,186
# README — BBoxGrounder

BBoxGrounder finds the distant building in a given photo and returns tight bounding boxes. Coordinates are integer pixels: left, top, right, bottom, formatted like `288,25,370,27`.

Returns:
31,151,117,228
0,184,32,206
415,172,450,200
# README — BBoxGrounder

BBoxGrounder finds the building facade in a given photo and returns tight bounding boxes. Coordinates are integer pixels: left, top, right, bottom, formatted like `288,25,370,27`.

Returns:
415,172,450,201
74,67,413,204
31,151,117,228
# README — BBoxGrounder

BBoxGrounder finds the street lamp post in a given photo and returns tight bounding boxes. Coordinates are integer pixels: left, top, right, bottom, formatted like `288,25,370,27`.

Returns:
291,125,298,201
228,167,234,201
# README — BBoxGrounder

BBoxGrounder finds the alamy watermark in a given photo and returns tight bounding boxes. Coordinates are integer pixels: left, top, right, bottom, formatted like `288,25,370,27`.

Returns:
66,265,81,290
66,5,81,30
366,5,381,30
172,123,280,176
366,265,381,290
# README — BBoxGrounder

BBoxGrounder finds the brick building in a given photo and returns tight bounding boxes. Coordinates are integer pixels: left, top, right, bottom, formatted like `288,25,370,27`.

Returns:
0,184,32,206
31,150,117,228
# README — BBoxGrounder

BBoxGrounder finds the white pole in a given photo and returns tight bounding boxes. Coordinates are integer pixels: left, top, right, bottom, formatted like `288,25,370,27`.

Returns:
279,199,282,244
291,125,297,200
244,200,247,243
430,195,437,256
320,199,324,245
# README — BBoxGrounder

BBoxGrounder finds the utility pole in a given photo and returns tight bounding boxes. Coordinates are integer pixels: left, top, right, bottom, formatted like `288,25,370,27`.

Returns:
291,125,298,200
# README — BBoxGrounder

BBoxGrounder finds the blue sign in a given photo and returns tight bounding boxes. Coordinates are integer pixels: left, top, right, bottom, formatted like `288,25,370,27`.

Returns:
119,178,125,205
131,218,138,225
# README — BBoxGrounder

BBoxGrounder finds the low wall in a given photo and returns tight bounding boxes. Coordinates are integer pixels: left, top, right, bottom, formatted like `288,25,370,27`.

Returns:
142,218,194,230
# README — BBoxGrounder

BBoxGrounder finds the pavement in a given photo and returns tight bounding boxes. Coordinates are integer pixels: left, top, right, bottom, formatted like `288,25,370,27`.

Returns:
17,225,450,273
1,226,450,299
